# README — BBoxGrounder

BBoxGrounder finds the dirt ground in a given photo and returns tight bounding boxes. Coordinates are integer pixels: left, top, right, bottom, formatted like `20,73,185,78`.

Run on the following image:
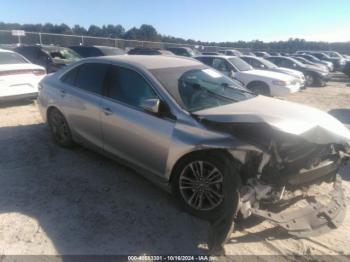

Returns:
0,73,349,259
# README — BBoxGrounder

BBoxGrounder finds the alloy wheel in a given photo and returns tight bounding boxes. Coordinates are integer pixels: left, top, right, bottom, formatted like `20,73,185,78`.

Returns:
179,161,224,211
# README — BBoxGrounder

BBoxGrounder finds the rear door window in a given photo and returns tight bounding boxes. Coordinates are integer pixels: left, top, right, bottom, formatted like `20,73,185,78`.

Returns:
268,57,280,65
249,58,264,68
61,66,80,86
280,59,293,68
74,63,109,94
212,58,230,72
15,47,39,62
197,57,214,66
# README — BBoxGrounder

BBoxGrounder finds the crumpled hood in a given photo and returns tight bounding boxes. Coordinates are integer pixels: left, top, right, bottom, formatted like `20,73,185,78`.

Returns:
194,96,350,145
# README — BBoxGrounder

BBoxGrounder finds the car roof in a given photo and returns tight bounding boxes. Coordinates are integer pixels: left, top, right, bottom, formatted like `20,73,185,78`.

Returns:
91,55,203,69
195,55,236,59
269,56,288,58
167,47,191,50
94,45,123,49
240,55,260,59
17,45,68,50
72,45,121,49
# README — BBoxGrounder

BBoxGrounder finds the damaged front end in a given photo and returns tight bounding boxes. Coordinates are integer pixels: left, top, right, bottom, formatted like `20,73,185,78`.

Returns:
192,96,350,252
200,118,350,238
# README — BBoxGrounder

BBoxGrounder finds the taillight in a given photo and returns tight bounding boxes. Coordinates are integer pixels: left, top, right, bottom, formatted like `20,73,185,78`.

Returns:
32,69,46,76
0,69,46,76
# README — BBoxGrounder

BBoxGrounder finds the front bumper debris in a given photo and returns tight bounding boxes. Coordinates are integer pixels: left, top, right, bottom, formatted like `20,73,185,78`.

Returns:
251,174,346,237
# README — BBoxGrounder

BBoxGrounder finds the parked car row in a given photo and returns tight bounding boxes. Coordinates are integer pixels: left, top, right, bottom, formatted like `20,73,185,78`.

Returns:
195,55,303,96
1,43,350,102
220,49,349,74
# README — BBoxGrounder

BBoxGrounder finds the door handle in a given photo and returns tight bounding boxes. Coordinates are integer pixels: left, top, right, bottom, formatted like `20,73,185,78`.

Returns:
60,89,66,97
102,107,113,116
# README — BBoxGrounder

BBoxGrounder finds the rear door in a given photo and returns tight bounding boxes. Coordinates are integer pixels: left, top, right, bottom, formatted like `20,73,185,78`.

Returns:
100,65,175,177
59,62,109,148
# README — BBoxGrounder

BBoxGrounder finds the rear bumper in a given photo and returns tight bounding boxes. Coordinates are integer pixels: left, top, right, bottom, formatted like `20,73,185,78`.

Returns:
0,91,38,102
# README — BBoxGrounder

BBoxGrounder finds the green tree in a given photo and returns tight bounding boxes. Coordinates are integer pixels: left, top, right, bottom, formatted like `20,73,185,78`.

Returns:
72,25,87,35
138,24,160,41
87,25,104,36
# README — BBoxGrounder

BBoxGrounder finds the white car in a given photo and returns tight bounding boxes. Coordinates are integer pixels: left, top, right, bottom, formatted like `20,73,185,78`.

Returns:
240,55,306,88
196,55,301,96
0,49,46,102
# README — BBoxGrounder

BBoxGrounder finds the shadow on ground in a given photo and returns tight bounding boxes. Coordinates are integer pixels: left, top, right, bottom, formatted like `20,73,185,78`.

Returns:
0,123,209,256
228,227,291,244
0,99,35,109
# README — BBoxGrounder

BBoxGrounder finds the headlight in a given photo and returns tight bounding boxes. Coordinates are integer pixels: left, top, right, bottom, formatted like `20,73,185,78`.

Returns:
272,80,289,86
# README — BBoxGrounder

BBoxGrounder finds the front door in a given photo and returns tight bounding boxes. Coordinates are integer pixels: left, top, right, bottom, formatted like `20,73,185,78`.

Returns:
101,65,175,177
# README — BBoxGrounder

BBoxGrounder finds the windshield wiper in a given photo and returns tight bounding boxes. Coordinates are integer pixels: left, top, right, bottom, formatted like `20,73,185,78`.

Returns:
223,84,254,95
204,88,239,102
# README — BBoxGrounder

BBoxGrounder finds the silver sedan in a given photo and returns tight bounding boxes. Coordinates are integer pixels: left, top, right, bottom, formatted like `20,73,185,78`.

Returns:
38,55,349,236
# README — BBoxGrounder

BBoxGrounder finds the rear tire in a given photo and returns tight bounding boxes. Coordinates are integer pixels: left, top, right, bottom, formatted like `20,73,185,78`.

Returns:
247,82,271,96
47,108,74,148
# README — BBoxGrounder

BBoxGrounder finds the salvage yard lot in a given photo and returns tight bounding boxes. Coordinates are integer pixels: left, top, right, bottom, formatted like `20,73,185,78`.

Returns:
0,73,349,256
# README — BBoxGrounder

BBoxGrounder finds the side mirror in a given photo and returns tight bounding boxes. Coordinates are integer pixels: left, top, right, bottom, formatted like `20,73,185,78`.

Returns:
222,69,234,78
293,63,297,68
260,64,265,68
140,98,160,114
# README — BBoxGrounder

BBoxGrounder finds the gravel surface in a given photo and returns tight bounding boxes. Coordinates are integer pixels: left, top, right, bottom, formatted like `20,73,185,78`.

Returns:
0,73,349,258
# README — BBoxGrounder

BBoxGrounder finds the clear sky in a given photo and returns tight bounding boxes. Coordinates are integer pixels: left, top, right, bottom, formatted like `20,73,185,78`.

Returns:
1,0,350,42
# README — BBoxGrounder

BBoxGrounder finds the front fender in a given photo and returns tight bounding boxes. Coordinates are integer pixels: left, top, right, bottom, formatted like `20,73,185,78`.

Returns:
164,121,262,180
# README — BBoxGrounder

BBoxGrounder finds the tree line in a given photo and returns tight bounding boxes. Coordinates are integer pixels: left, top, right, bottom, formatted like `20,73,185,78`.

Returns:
1,22,349,54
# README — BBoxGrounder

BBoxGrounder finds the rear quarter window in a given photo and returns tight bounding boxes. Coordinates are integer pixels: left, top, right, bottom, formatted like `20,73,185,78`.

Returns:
61,66,79,85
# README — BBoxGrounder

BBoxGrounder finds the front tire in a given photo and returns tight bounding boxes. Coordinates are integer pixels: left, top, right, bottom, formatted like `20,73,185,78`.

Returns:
48,108,74,147
171,152,240,222
305,73,315,86
247,82,271,96
315,78,326,87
